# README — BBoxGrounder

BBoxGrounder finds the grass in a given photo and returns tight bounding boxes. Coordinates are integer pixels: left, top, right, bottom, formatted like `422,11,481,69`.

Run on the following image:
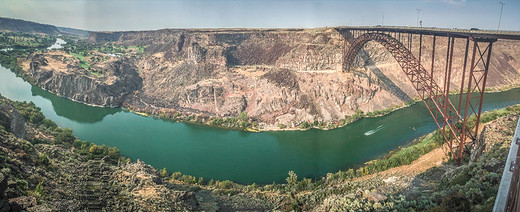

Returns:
70,52,89,68
80,62,89,69
89,71,101,77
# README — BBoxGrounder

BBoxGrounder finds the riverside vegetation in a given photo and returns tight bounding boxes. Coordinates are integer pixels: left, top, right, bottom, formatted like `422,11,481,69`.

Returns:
1,92,519,210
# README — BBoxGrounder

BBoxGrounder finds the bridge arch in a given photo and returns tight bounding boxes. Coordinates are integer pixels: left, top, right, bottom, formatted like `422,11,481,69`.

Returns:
342,32,468,162
343,32,416,73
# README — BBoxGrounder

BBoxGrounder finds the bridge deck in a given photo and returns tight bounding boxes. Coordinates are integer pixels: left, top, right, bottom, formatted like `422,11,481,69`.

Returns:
336,26,520,41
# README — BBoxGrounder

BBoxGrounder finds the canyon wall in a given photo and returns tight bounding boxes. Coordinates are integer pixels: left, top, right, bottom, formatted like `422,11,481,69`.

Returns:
23,28,520,128
21,53,142,107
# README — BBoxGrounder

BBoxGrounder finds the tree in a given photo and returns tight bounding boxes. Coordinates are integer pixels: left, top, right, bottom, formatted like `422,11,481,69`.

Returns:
238,112,248,122
171,172,182,180
41,118,57,130
286,171,298,186
88,144,105,158
39,153,50,165
107,147,120,161
300,122,311,129
55,128,75,144
159,168,168,178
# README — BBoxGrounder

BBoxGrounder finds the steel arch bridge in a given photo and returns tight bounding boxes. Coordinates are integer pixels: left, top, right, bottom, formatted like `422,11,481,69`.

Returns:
337,27,520,165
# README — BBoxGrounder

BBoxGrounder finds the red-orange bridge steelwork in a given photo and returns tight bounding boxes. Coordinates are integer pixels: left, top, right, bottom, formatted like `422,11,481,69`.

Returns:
336,26,520,165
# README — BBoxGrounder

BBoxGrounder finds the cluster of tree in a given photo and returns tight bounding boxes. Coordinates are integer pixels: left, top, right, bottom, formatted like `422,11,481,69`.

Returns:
72,140,121,162
0,32,55,48
63,39,143,57
0,49,35,81
365,106,397,117
126,105,258,130
207,112,253,129
168,171,203,185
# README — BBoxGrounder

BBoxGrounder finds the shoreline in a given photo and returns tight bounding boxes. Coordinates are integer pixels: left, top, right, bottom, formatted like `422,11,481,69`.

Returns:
2,63,520,132
119,83,520,132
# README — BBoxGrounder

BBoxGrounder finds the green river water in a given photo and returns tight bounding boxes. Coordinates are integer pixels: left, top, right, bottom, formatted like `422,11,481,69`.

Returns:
1,66,519,184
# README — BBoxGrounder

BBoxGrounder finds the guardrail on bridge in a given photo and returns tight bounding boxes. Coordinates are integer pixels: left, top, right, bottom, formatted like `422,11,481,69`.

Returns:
494,116,520,211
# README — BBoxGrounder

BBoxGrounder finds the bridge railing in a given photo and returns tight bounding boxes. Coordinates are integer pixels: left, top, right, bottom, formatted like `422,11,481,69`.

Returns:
338,26,520,40
494,116,520,211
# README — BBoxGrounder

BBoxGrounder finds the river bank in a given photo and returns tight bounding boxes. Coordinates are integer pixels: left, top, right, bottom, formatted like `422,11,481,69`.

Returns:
1,92,517,211
3,64,520,184
123,83,520,133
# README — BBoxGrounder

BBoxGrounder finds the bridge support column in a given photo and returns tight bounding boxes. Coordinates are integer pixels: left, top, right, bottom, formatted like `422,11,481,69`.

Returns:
458,38,496,163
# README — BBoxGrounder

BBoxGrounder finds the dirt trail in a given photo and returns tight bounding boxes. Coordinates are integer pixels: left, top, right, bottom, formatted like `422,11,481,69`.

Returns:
358,124,488,182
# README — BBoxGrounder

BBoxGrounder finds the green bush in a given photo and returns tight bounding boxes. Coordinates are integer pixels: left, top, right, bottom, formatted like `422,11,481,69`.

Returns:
33,182,45,199
55,128,75,144
216,180,233,189
38,153,50,165
286,171,298,186
159,168,168,178
171,172,182,180
300,122,311,129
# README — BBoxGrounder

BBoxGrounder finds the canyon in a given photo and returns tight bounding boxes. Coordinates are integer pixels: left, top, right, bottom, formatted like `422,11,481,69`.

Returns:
16,26,520,129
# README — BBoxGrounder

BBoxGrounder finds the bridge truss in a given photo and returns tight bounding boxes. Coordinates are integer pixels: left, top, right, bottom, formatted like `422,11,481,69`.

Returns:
338,27,513,164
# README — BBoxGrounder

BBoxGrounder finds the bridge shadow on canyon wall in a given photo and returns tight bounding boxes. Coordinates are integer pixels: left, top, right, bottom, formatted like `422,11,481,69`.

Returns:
342,31,412,103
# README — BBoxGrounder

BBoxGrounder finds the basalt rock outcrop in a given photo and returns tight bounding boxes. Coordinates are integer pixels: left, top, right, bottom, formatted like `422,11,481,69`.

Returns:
0,102,25,139
21,53,142,107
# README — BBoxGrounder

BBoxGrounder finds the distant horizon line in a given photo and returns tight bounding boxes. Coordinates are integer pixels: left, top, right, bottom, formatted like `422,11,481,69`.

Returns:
2,16,519,34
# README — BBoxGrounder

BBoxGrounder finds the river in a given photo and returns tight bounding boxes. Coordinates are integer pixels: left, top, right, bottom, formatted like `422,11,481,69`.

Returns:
47,38,66,50
1,66,519,184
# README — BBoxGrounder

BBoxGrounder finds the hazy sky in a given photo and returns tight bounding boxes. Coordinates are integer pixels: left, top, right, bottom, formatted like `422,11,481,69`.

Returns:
0,0,518,31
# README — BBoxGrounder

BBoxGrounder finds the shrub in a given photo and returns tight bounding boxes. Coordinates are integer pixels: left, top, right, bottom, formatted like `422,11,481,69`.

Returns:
300,122,311,129
33,182,45,198
286,171,298,186
41,118,57,130
216,180,233,189
159,168,168,178
171,172,182,180
38,153,50,165
55,128,75,144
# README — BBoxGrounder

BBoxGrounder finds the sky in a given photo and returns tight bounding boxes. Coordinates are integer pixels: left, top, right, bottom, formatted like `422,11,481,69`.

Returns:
0,0,518,32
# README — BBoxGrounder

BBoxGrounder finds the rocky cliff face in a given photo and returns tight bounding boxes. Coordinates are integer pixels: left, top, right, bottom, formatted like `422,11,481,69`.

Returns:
24,27,520,128
0,102,25,139
21,52,142,107
85,28,403,127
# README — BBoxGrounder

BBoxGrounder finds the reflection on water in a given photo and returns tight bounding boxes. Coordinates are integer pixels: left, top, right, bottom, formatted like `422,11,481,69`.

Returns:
30,85,120,123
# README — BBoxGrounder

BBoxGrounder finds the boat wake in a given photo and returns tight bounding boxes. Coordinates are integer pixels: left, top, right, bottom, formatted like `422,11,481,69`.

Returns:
364,125,384,136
